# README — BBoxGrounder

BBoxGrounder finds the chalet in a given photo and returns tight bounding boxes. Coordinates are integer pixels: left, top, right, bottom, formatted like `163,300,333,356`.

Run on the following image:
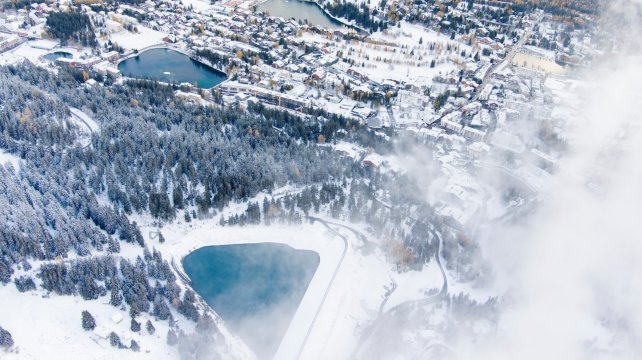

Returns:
0,35,21,53
101,51,120,63
347,68,369,82
310,68,326,81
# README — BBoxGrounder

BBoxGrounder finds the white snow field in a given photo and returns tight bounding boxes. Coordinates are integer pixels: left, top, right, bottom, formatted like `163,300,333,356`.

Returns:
110,26,167,51
0,150,20,171
0,285,179,360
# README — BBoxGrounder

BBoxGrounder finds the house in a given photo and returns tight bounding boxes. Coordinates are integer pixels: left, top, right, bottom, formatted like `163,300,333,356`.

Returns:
110,313,123,324
310,68,326,81
347,68,369,82
0,35,21,53
462,126,486,141
94,326,110,340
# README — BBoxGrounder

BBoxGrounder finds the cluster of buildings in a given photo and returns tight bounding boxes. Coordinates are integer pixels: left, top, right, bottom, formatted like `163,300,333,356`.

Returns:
0,0,592,233
0,34,22,53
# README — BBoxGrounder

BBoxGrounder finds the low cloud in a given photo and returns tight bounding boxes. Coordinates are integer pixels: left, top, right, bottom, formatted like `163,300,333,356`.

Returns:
464,1,642,359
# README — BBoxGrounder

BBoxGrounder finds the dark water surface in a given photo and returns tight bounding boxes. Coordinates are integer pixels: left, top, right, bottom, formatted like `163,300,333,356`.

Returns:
43,51,72,60
118,48,226,88
256,0,342,29
183,243,319,359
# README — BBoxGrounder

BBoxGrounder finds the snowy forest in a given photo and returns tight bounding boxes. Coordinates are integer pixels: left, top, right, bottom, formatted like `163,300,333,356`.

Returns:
0,62,482,358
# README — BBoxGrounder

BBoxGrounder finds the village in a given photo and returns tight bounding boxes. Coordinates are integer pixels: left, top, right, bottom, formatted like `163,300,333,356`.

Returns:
0,0,593,233
1,1,624,359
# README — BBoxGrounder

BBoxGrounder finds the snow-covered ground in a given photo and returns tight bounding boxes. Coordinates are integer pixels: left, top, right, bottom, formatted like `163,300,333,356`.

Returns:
299,22,469,86
179,0,214,12
67,107,99,147
0,150,20,171
294,224,391,359
383,260,444,311
369,21,467,49
151,213,399,360
0,285,179,360
0,42,48,66
109,26,167,51
69,107,100,133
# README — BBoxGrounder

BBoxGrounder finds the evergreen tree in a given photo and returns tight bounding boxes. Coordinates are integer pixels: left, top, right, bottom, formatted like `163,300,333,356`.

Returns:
167,329,178,346
14,276,36,292
150,292,171,320
108,238,121,253
110,278,122,306
0,326,13,348
109,331,122,348
146,320,156,335
130,339,140,352
172,187,184,209
131,318,141,332
82,310,96,331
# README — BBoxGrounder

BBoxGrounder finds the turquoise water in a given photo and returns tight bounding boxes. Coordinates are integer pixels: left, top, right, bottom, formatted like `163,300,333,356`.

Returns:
256,0,342,29
43,51,72,60
183,243,320,359
117,48,226,88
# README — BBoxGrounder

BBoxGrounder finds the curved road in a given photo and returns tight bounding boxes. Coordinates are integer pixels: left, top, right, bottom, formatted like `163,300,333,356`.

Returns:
382,228,447,315
352,227,448,358
309,217,374,250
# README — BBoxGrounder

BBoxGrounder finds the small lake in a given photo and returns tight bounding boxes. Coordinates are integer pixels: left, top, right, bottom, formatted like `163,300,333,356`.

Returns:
256,0,342,29
43,51,72,60
183,243,320,359
117,48,226,88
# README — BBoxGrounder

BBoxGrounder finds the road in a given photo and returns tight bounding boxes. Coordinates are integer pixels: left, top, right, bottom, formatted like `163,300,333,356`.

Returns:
420,19,536,129
170,257,192,285
351,228,448,358
295,216,349,360
309,217,374,251
69,107,99,149
384,229,447,313
472,20,536,102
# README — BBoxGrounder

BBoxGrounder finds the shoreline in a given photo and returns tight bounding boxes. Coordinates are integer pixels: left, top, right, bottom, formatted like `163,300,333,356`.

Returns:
167,223,346,360
253,0,370,35
117,46,228,90
302,0,370,34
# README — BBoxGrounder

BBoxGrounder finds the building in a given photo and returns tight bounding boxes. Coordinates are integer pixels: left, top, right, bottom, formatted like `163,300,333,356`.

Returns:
0,35,22,53
220,82,310,109
56,57,103,70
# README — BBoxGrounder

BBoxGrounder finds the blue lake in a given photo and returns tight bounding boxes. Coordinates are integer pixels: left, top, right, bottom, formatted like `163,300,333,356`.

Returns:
43,51,72,60
256,0,343,29
117,48,226,88
183,243,319,359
